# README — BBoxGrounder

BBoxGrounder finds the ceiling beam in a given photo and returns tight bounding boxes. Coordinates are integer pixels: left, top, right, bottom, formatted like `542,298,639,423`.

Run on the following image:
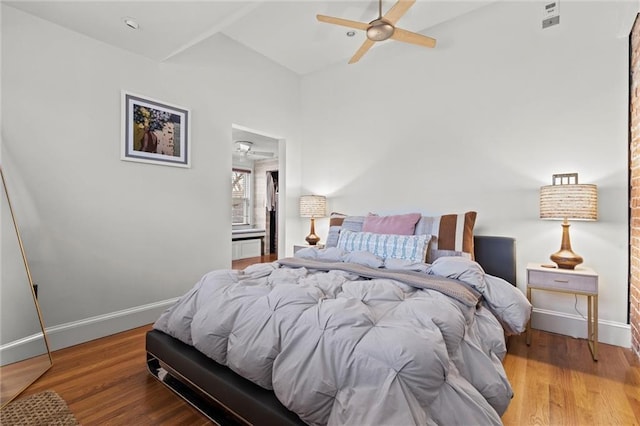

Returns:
161,1,264,62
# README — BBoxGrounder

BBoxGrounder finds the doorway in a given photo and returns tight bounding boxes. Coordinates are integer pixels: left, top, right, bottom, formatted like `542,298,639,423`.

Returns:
231,125,284,265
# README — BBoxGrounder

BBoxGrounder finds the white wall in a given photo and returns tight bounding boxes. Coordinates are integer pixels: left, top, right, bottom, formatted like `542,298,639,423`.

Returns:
1,5,302,349
300,1,631,346
1,172,50,365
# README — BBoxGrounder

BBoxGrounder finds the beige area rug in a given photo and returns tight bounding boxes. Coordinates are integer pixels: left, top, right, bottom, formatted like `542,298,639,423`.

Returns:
1,390,79,426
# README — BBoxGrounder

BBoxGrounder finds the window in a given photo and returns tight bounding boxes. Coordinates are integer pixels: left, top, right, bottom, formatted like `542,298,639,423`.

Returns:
232,168,251,225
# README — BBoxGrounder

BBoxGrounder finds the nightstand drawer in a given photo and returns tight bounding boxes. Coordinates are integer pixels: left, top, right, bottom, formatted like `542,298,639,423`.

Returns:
528,269,597,294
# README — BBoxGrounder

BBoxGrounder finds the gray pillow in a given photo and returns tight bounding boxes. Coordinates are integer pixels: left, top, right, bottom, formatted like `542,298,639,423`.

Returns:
325,215,365,247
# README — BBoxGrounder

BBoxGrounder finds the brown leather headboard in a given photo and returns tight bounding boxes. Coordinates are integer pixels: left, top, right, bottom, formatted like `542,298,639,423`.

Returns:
473,235,516,286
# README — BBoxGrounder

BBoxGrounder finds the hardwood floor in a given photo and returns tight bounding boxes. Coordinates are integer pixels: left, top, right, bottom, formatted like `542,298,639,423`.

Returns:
502,331,640,425
11,325,638,425
231,253,278,270
17,325,208,425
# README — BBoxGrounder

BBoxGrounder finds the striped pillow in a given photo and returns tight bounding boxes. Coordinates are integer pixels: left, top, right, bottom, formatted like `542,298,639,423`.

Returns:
414,211,477,263
337,230,430,263
326,213,365,247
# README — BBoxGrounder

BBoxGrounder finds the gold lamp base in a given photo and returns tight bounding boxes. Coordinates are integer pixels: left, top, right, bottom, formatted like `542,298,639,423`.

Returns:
305,218,320,246
551,220,583,270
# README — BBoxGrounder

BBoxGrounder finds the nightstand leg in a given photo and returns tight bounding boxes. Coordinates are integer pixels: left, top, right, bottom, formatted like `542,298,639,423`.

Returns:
587,294,598,361
526,286,532,346
593,295,598,361
588,294,592,342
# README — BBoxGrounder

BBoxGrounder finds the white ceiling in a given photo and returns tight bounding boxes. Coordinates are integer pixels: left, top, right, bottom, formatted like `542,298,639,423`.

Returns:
4,0,496,75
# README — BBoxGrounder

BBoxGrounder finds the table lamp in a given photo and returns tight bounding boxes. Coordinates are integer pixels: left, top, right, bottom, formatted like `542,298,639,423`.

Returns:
539,173,598,269
299,195,326,245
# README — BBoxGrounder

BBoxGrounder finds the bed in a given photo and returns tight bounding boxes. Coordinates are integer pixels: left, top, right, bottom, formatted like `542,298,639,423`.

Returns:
146,212,531,426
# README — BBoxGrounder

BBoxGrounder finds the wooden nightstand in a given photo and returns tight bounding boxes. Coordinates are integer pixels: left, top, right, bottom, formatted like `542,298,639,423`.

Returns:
525,263,599,361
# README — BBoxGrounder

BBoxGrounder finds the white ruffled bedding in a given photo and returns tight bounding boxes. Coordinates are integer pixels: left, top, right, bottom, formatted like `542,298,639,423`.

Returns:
154,248,531,425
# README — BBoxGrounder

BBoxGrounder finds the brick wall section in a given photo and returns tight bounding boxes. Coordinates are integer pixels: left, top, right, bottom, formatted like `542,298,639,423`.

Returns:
630,15,640,359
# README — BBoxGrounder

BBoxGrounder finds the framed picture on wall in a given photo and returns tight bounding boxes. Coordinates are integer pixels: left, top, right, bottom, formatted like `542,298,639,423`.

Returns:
121,91,191,168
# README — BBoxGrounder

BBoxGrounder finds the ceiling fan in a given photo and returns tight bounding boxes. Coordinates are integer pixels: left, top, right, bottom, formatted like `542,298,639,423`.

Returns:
234,141,274,158
317,0,436,64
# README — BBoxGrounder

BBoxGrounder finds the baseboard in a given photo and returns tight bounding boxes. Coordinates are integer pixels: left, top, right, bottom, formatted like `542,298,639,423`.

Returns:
531,308,631,348
0,332,49,365
44,298,179,351
7,301,630,358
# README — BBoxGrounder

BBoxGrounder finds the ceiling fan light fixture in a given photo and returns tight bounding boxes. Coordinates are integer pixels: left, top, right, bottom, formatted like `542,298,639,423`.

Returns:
235,141,253,152
366,19,394,41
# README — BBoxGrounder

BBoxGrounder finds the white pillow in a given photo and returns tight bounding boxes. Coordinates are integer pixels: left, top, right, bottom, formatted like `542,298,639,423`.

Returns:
337,230,429,263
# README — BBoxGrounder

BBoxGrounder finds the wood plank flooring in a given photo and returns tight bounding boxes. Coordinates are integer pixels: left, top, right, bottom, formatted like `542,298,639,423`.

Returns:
10,325,638,425
17,324,208,425
231,254,278,271
502,331,640,425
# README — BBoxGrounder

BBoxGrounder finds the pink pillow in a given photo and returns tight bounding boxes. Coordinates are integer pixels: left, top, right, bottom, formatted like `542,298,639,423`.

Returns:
362,213,421,235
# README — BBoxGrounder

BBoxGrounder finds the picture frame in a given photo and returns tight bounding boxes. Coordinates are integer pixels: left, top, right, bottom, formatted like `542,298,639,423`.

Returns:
121,91,190,168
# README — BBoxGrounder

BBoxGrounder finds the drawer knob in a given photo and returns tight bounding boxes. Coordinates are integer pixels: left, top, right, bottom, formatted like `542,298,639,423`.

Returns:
554,279,569,283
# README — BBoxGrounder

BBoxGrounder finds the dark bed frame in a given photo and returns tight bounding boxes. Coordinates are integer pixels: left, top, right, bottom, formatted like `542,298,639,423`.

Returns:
146,235,516,425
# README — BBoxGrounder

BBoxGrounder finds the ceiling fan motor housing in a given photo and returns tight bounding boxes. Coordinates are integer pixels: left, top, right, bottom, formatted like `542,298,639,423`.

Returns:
366,19,394,41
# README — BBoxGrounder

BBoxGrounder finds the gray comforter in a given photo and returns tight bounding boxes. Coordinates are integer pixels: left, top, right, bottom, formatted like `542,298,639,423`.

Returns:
154,250,531,425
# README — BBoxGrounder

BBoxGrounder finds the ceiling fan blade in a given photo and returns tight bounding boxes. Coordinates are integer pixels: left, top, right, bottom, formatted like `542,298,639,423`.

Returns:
248,151,275,158
316,15,369,31
349,39,376,64
382,0,416,25
391,28,436,48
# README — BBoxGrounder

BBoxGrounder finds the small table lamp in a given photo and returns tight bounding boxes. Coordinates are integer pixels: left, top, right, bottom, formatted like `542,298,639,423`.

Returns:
540,173,598,269
299,195,326,245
